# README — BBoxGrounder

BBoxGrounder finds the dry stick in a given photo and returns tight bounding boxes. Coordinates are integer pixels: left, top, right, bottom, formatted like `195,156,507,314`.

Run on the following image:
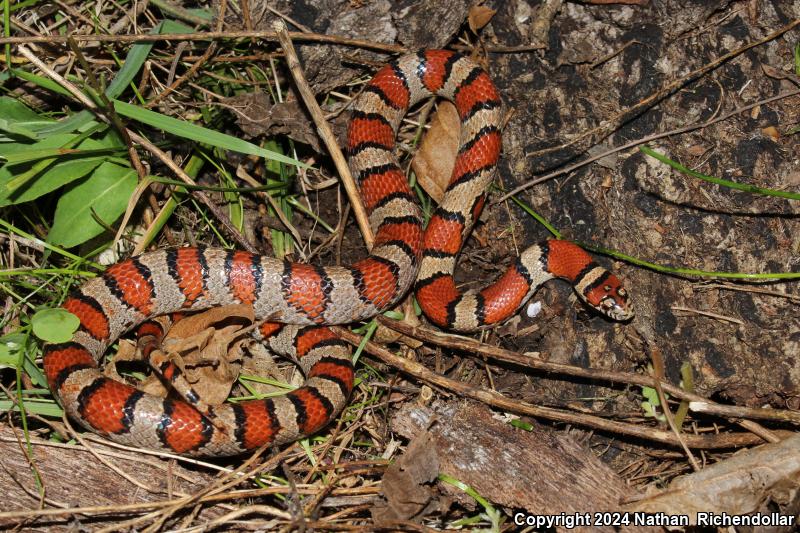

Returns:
274,20,374,247
376,316,800,425
0,479,379,521
699,283,800,304
109,443,290,533
671,305,744,325
0,30,407,53
16,46,257,253
735,419,782,444
146,41,217,108
146,0,228,108
335,327,775,449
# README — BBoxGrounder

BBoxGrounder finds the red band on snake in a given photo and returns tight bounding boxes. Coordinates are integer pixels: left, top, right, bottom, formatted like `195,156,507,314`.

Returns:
42,50,633,457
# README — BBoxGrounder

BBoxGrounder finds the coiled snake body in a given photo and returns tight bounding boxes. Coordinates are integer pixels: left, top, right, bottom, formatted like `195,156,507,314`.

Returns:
43,50,632,457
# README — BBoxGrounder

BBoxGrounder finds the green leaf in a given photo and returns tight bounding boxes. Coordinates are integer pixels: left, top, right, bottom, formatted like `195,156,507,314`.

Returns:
12,68,75,100
5,133,125,205
0,400,63,417
31,308,80,343
0,341,17,367
48,161,137,247
0,96,56,140
112,99,309,168
0,132,76,161
641,386,660,406
4,157,105,206
0,124,107,205
0,120,40,140
34,110,98,138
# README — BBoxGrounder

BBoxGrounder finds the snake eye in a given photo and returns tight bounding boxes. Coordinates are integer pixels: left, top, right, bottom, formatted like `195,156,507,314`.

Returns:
617,287,628,299
604,285,612,292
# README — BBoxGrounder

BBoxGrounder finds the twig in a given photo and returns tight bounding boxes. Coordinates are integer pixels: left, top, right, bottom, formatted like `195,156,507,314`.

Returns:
148,0,210,27
0,478,379,522
376,316,800,425
274,20,373,247
335,326,781,449
671,305,744,325
0,30,407,53
698,283,800,304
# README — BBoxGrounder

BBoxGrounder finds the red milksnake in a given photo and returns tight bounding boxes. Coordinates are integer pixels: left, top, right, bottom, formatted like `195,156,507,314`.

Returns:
42,50,632,457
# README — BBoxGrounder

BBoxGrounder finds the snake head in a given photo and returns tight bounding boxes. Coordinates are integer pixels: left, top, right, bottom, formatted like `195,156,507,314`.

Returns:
580,272,633,321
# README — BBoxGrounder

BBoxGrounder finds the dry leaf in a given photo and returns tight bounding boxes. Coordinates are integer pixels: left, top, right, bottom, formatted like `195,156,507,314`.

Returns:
372,431,440,522
468,5,496,32
103,339,138,381
686,144,707,156
411,101,460,203
762,126,779,141
156,305,255,405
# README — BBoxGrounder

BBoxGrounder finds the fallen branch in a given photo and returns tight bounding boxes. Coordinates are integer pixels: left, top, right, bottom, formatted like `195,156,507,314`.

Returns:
338,325,789,449
377,316,800,426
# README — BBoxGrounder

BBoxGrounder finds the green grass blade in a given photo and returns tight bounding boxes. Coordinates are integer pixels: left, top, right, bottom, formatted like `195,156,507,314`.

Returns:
105,20,195,100
641,146,800,201
507,190,800,280
112,99,310,168
580,241,800,280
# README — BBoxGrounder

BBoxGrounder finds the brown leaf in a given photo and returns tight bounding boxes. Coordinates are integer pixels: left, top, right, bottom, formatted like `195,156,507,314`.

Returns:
761,126,779,141
468,5,496,32
372,431,440,523
164,304,255,339
411,101,460,203
157,304,256,405
102,339,138,381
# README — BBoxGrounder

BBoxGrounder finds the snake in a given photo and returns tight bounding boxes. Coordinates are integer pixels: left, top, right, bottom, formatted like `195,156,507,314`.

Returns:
42,50,633,457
